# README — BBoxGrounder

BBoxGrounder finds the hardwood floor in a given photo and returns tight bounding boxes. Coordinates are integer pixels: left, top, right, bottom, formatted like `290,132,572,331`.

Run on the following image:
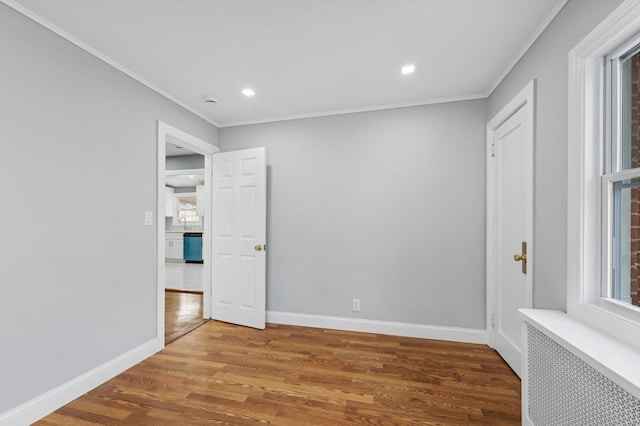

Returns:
36,321,520,425
165,290,206,344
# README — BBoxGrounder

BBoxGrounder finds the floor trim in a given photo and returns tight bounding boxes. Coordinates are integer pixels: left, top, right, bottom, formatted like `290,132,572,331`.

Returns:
267,311,487,344
5,314,487,424
166,319,209,345
165,288,204,295
0,338,161,426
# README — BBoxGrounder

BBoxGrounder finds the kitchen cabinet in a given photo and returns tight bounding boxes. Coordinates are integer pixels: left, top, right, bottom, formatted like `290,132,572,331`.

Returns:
165,233,183,260
166,239,184,259
165,186,175,217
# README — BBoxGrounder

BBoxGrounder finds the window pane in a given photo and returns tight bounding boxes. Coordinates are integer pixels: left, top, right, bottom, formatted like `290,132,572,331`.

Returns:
612,177,640,306
177,196,200,222
620,50,640,170
178,209,200,222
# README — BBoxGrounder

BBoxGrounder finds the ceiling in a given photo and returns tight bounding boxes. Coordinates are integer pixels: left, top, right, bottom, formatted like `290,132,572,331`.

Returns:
166,170,204,188
7,0,565,127
166,141,196,157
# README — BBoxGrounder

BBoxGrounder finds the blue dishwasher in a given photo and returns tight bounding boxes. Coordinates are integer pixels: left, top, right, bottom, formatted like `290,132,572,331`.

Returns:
183,233,203,263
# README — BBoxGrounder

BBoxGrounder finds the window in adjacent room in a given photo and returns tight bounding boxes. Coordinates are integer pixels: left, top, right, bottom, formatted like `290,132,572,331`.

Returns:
176,195,201,223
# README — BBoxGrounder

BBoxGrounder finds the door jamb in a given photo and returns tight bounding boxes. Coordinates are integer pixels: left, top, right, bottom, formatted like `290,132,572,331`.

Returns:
157,121,219,346
485,80,535,347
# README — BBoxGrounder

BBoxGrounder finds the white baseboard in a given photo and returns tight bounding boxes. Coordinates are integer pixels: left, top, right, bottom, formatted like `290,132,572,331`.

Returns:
1,315,485,424
0,338,162,426
267,311,487,344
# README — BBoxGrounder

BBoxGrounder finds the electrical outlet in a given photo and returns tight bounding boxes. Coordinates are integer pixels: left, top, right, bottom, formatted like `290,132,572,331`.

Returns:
352,298,361,312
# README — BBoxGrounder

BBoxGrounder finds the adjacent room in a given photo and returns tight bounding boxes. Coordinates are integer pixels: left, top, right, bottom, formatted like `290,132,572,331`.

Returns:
164,147,208,343
2,0,640,424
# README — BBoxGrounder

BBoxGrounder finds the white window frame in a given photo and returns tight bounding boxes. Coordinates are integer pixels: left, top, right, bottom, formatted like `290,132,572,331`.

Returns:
172,191,202,226
568,0,640,348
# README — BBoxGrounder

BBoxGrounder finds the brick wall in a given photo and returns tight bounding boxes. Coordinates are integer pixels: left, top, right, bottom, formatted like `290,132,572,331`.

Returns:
630,52,640,306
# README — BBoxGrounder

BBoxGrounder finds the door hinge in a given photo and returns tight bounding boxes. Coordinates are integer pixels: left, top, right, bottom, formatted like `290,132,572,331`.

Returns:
491,314,495,329
491,143,496,158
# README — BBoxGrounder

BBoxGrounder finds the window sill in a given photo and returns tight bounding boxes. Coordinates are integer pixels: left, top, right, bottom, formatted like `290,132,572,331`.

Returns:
520,308,640,400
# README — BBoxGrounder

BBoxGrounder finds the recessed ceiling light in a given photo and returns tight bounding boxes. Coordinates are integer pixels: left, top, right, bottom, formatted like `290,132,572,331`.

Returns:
242,88,255,97
401,64,415,75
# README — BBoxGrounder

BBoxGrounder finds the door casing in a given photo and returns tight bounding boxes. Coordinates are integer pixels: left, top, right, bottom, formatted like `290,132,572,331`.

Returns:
157,121,219,345
486,81,535,374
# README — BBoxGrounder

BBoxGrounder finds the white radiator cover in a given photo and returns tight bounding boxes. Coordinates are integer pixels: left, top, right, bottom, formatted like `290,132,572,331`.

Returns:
520,309,640,426
525,323,640,425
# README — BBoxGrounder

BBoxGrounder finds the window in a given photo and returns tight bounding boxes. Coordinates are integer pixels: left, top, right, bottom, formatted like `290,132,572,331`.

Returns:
178,195,200,222
605,44,640,308
173,193,202,225
568,0,640,344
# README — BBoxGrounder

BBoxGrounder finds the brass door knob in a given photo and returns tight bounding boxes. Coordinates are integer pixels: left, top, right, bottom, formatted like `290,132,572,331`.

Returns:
513,241,528,274
514,254,527,262
254,245,263,251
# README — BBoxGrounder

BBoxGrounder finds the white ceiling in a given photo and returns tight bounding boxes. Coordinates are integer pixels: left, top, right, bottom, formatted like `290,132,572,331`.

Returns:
166,141,196,157
166,171,204,188
7,0,564,127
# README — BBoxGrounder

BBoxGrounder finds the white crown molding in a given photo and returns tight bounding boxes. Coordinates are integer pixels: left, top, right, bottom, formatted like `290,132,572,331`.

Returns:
1,0,221,129
486,0,569,96
2,0,486,129
3,0,564,130
0,338,162,426
218,94,488,128
266,311,487,344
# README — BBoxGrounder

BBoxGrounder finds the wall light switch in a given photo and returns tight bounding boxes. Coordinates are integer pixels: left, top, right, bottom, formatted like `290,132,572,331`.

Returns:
144,211,153,226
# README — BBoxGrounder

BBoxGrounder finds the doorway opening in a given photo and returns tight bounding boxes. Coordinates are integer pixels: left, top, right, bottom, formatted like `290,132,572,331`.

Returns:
165,149,205,343
157,121,219,345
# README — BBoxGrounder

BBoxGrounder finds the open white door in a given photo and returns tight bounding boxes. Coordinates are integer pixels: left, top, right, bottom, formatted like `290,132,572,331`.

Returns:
212,147,266,329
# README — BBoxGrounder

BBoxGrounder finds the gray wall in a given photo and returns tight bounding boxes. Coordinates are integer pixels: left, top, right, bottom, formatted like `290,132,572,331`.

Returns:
2,0,624,416
174,186,197,194
487,0,624,311
219,100,487,329
166,154,205,170
0,4,217,414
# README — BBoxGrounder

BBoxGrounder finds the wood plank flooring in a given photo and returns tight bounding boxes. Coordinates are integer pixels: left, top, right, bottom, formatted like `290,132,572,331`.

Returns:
36,321,521,425
165,290,206,344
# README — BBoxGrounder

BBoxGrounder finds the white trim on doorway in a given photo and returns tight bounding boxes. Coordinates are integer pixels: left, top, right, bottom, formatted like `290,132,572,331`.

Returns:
485,80,536,347
157,121,218,346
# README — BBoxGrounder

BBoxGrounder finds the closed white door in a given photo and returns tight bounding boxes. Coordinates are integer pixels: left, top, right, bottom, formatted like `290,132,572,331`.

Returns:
212,147,266,329
487,83,534,377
